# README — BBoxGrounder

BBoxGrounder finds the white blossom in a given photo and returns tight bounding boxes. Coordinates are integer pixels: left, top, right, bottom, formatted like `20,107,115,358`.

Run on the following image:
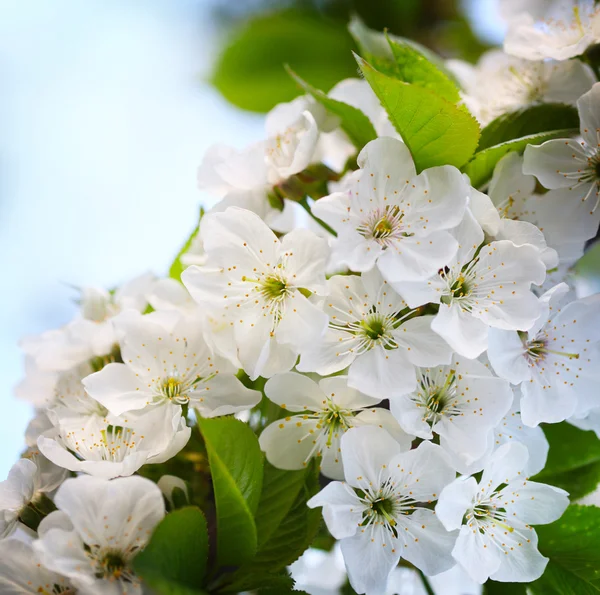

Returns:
0,537,74,594
38,403,190,479
34,475,164,594
390,354,513,472
312,137,469,281
0,457,65,539
436,442,569,584
298,268,452,399
488,282,600,426
504,0,600,60
308,426,457,595
82,309,260,418
448,49,594,126
197,96,324,227
399,211,546,359
182,206,329,379
523,83,600,244
259,372,412,479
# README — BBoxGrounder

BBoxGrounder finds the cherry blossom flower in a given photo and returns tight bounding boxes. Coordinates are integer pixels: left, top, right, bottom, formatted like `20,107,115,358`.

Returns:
312,137,469,282
83,309,259,418
504,0,600,60
399,211,546,359
488,282,600,426
34,475,164,594
449,49,594,126
524,83,600,235
259,372,412,479
436,442,569,584
0,458,65,539
0,538,74,594
390,354,513,472
38,403,190,479
308,426,457,595
182,207,329,379
298,268,452,399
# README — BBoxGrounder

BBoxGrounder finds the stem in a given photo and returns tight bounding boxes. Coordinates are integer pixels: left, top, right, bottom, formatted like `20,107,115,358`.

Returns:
417,569,435,595
298,197,337,237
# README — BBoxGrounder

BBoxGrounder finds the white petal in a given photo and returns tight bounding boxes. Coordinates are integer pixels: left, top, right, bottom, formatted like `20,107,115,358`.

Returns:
452,525,501,584
192,374,261,418
437,476,478,531
353,408,414,451
259,417,321,471
480,442,528,489
387,441,455,502
348,346,417,399
487,328,531,384
341,426,402,488
82,363,148,416
307,481,362,539
265,372,325,411
378,230,458,283
396,315,453,367
432,303,489,359
279,228,329,294
577,82,600,148
341,527,400,595
501,481,569,525
523,140,589,191
276,292,328,351
399,509,458,576
489,525,548,583
356,136,416,193
319,375,382,409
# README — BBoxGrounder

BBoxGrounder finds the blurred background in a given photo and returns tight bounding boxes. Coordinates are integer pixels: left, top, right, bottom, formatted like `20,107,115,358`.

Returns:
0,0,515,475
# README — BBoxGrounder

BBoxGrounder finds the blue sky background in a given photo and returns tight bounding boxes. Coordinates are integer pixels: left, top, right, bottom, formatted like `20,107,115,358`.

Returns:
0,0,503,476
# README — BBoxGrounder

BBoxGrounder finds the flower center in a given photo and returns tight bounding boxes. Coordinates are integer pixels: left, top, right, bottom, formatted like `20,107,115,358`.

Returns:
161,376,184,401
260,274,289,301
358,312,398,349
414,369,460,426
521,333,580,364
356,205,409,247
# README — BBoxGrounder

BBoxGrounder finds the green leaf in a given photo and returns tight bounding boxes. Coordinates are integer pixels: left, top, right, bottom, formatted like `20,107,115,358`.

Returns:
348,15,455,82
484,579,527,594
286,67,377,150
533,423,600,500
478,104,580,151
385,37,460,103
133,507,209,592
222,462,321,592
198,416,264,568
169,207,204,281
356,54,480,172
211,10,356,113
530,505,600,593
462,129,577,188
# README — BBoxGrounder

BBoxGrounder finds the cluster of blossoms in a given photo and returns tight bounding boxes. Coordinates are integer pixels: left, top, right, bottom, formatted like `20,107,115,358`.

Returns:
4,1,600,594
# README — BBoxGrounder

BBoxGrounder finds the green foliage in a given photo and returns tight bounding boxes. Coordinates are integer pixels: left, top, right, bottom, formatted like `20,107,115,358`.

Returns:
484,580,527,594
198,417,264,568
356,55,480,172
385,37,460,103
348,15,454,80
169,207,204,281
462,129,575,188
211,10,356,113
221,461,322,592
286,67,377,149
478,104,580,151
534,423,600,500
133,507,209,593
530,505,600,593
